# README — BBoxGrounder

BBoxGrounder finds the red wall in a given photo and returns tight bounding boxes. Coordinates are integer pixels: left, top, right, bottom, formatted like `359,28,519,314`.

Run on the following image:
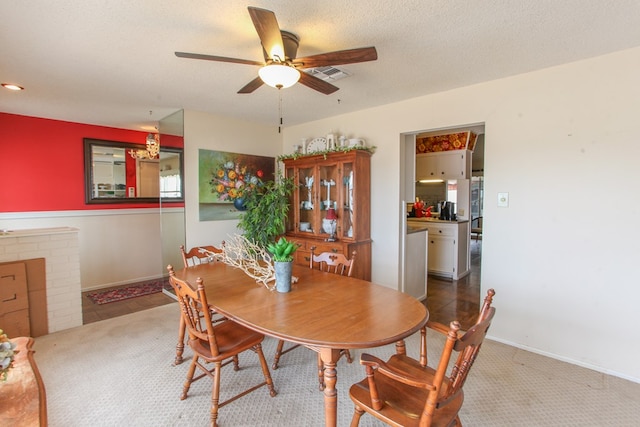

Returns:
0,112,184,213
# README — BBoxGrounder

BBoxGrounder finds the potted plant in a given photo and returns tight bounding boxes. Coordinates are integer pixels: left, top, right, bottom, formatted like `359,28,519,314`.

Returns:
237,173,296,250
267,237,299,292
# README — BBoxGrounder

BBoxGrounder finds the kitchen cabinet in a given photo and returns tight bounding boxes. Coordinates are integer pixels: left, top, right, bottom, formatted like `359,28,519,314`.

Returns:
92,161,126,198
408,219,470,280
416,150,471,180
282,150,371,280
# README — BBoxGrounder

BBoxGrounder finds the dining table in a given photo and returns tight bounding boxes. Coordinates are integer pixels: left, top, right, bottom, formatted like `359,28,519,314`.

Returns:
170,261,429,427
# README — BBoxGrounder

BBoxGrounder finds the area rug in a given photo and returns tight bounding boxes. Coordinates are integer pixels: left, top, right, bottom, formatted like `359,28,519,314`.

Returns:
87,279,169,305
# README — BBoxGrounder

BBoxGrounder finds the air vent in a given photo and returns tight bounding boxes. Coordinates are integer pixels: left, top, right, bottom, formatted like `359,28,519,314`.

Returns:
303,66,351,82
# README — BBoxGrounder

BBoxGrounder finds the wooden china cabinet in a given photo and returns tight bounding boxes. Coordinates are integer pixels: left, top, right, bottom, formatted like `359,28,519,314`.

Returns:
282,149,371,280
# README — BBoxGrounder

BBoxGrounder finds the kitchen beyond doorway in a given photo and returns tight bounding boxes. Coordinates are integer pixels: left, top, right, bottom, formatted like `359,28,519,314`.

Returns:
424,239,481,330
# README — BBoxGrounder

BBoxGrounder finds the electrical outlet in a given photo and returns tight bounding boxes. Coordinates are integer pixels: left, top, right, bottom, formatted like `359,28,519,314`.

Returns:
458,208,465,216
498,192,509,207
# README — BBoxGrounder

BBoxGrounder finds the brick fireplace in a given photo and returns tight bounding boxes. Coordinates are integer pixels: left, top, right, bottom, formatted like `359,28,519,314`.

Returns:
0,227,82,334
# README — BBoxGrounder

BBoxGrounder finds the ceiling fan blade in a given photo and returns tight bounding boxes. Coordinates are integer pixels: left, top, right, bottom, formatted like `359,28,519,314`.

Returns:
237,76,265,94
294,47,378,69
248,7,286,61
175,51,263,66
298,72,339,95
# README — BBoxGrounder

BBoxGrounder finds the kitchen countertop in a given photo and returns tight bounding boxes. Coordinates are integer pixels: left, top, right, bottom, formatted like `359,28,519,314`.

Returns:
407,217,469,224
407,224,429,234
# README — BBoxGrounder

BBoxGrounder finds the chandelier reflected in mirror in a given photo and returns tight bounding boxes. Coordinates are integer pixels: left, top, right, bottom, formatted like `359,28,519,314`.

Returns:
129,133,160,159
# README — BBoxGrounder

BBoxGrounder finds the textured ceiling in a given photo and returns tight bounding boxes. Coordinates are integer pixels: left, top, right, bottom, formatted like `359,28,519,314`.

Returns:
2,0,640,131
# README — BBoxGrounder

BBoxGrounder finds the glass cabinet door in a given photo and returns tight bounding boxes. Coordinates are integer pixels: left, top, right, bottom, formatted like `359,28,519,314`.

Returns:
297,166,316,234
318,162,339,239
285,164,296,234
341,162,354,239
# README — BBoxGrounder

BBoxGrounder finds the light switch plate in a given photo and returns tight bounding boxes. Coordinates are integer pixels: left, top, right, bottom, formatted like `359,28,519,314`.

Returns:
498,192,509,207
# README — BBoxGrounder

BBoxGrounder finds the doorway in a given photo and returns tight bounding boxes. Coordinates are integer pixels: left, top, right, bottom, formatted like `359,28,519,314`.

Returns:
137,159,160,197
400,125,484,328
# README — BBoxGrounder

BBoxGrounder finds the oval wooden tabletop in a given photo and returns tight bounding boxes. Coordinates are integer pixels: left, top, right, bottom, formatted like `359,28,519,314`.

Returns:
172,262,428,349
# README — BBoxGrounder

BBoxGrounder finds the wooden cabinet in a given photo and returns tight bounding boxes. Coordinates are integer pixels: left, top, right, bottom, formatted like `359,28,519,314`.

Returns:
429,238,455,276
409,220,470,280
416,150,471,180
283,150,371,280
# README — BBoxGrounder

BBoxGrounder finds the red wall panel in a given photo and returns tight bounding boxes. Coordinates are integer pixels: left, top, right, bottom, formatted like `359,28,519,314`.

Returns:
0,112,184,212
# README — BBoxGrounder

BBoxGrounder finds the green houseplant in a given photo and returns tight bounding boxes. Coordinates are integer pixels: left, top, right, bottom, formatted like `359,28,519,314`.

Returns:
267,237,299,292
267,237,298,262
237,173,296,250
237,173,298,292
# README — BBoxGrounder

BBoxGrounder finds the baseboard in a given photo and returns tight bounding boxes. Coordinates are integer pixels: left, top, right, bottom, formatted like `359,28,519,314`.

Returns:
82,275,165,292
488,335,640,385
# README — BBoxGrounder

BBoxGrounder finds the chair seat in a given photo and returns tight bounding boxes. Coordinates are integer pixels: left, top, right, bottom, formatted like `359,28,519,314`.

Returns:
189,321,265,362
349,354,463,427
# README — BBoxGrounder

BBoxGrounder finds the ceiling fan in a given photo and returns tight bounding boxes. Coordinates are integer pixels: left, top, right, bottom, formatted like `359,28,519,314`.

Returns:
175,6,378,95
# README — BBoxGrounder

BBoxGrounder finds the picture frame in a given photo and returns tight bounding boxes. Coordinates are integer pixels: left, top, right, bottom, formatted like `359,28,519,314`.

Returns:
198,149,275,221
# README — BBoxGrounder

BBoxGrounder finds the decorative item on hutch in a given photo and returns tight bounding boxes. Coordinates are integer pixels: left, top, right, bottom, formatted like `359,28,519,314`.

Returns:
324,207,338,241
327,133,336,150
339,135,347,147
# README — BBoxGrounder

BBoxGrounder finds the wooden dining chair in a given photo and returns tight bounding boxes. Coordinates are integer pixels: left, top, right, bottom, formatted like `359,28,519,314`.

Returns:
180,244,223,267
471,216,483,242
349,289,496,427
173,244,225,365
272,248,356,391
167,265,277,427
309,248,356,276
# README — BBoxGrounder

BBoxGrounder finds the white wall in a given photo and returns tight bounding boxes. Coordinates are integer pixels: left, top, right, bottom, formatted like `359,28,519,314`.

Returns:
283,46,640,382
182,110,282,249
0,209,169,291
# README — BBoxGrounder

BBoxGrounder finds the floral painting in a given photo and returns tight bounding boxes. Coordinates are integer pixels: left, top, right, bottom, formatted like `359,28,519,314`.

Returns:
199,149,275,221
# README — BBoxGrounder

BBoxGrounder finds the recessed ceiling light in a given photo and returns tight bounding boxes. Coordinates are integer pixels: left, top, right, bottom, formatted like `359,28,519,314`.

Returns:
2,83,24,91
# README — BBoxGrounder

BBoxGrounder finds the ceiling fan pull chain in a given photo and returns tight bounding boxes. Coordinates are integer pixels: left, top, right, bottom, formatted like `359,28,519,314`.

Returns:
278,90,283,134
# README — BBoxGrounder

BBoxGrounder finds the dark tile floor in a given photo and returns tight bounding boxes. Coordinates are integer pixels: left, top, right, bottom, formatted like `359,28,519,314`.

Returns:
82,240,482,327
82,283,175,324
424,239,482,330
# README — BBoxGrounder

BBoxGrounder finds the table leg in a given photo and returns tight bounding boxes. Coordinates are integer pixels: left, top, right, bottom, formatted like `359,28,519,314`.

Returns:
395,339,407,356
319,348,341,427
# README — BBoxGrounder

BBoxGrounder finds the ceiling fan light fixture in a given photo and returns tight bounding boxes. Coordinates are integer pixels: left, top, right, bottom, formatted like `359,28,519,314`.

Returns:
258,64,300,89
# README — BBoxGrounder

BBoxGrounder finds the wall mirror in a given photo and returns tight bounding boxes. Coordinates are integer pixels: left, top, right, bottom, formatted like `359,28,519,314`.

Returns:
84,138,184,204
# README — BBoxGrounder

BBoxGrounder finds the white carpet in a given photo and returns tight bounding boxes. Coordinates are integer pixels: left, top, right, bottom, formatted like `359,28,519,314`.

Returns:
33,303,640,426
